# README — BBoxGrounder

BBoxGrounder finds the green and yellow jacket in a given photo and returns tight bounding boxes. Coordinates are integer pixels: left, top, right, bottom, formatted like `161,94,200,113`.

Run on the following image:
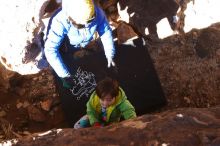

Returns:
86,87,137,126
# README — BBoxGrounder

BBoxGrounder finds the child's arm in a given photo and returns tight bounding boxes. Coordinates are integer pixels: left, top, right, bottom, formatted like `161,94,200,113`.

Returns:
119,99,137,120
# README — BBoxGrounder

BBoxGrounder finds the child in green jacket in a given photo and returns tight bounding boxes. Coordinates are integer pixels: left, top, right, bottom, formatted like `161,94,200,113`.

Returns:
74,77,136,129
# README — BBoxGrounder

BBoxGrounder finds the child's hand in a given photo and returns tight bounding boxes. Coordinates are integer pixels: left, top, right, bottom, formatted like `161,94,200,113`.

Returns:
93,122,102,127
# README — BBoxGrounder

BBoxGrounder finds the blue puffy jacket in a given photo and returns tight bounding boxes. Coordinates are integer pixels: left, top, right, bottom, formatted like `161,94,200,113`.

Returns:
44,6,115,78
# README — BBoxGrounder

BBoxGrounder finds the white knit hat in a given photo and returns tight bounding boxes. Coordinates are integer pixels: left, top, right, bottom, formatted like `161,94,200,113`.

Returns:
62,0,95,24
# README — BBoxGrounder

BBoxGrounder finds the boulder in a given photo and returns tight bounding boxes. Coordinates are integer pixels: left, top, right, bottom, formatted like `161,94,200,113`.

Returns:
5,106,220,146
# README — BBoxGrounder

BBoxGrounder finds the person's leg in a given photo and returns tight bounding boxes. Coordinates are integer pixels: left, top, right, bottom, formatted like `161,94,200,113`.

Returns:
74,115,90,129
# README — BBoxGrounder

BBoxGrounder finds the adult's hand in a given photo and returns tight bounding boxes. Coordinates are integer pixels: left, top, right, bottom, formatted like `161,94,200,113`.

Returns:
107,57,115,68
61,76,76,89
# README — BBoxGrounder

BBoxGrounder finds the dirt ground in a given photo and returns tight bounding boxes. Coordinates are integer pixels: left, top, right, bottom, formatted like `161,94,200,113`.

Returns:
0,24,220,142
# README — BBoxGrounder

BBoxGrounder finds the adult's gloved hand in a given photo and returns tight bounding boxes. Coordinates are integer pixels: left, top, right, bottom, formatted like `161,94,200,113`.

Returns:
107,57,115,68
61,76,76,89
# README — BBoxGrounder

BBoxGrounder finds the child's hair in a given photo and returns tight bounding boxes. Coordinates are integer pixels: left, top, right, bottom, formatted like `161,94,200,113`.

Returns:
95,77,119,99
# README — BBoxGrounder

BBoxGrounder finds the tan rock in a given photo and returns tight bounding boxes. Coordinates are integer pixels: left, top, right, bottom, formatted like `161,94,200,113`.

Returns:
40,99,53,111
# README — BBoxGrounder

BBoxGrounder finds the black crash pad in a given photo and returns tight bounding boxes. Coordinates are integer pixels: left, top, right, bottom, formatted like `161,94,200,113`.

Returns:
54,38,166,126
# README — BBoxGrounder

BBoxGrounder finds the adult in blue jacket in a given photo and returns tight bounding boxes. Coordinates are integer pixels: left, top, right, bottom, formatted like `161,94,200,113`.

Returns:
44,0,116,88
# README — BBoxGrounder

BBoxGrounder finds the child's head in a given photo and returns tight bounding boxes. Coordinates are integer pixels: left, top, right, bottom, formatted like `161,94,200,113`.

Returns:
96,77,119,108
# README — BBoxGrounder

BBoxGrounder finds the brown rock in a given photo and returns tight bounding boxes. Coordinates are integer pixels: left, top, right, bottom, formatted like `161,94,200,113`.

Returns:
117,22,138,44
0,110,6,117
149,25,220,108
10,106,220,146
14,87,26,97
27,105,46,122
40,99,53,111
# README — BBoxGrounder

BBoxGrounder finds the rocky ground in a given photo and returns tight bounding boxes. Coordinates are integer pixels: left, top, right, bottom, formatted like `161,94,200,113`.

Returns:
10,106,220,146
0,69,67,141
0,22,219,143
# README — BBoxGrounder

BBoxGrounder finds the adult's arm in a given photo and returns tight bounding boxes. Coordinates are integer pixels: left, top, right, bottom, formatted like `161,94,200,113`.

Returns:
96,7,115,64
44,12,71,78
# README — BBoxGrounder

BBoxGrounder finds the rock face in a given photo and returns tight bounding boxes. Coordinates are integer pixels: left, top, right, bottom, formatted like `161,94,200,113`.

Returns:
148,23,220,108
5,106,220,146
0,63,17,91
